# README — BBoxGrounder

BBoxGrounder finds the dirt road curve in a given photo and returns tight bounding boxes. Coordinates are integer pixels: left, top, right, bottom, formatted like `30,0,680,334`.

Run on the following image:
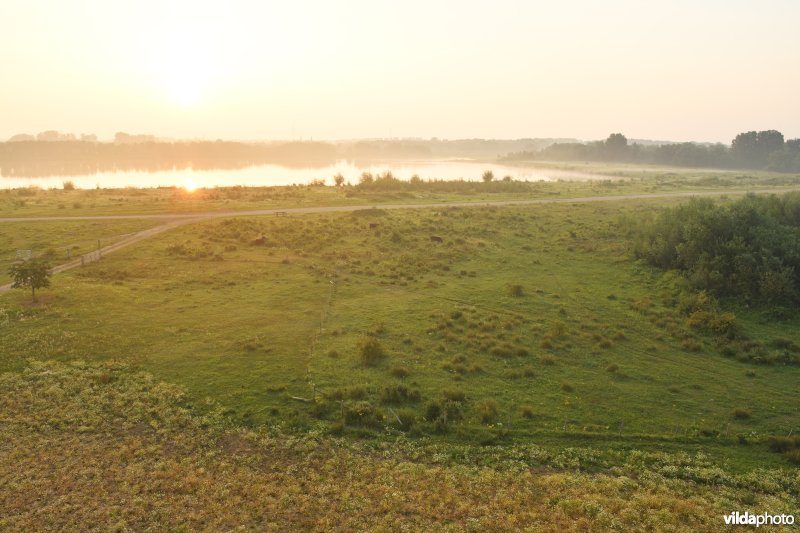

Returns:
0,218,203,293
1,187,798,293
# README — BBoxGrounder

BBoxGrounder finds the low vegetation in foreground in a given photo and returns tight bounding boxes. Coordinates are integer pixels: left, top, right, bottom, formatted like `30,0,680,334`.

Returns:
1,359,797,530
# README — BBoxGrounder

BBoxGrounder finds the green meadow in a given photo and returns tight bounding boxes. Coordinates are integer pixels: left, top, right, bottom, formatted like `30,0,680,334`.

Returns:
2,187,798,475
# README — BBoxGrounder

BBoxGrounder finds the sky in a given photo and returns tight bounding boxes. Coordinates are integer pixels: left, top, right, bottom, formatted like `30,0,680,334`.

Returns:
1,0,798,143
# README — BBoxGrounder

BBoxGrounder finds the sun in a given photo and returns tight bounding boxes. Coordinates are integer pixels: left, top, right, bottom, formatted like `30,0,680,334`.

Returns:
167,76,205,106
153,26,214,107
184,178,199,192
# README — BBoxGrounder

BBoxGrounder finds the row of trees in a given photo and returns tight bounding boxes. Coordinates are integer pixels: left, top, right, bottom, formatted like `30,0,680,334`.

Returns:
504,131,800,172
633,193,800,310
0,140,339,177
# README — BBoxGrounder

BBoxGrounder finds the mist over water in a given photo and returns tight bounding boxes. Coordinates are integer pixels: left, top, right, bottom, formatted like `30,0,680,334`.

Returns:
0,159,614,189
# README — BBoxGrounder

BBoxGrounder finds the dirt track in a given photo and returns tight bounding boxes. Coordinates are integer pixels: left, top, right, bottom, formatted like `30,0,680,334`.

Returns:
2,187,798,293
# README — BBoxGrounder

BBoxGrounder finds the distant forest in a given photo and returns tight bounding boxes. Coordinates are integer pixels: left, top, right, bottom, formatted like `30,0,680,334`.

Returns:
503,131,800,172
0,133,567,178
3,130,799,178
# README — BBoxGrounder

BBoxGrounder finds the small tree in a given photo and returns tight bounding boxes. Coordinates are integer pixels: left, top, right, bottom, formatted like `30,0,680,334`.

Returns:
333,173,345,187
482,170,494,182
8,259,51,302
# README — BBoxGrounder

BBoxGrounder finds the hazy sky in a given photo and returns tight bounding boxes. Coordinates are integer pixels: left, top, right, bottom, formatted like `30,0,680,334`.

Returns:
1,0,798,143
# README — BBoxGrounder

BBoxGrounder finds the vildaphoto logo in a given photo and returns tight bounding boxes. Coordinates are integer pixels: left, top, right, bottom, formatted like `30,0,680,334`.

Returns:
724,512,795,527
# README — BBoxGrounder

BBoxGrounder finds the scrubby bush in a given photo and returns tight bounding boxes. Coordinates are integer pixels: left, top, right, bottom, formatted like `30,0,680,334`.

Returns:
358,337,386,366
477,399,499,424
424,400,442,421
442,389,466,402
379,385,421,405
634,194,800,311
540,355,556,365
390,365,410,378
507,284,524,297
342,401,383,428
732,408,752,420
766,435,800,453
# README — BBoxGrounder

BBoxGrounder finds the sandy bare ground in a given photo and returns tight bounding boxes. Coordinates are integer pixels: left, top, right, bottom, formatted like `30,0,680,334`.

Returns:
2,187,798,293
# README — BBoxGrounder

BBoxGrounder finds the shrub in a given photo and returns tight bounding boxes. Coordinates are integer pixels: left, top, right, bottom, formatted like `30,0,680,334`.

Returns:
507,284,524,297
477,399,499,424
606,364,619,373
561,382,574,393
393,407,417,430
520,405,535,419
547,320,566,339
785,449,800,465
379,385,421,405
390,365,410,378
699,427,719,437
681,339,703,352
424,400,442,422
766,436,800,453
358,337,386,366
342,401,382,428
732,408,752,420
442,400,464,421
634,194,800,310
326,385,368,401
442,389,466,402
540,355,556,365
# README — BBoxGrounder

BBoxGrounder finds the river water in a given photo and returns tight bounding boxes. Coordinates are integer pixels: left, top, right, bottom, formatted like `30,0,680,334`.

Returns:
1,159,615,189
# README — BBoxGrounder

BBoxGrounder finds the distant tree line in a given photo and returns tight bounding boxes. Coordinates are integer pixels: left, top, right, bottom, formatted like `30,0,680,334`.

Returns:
633,193,800,312
503,131,800,172
0,139,338,177
0,134,576,178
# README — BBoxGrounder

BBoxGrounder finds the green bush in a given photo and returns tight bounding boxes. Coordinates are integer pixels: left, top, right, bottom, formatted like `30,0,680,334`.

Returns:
507,284,524,297
379,385,421,405
477,399,499,424
732,408,752,420
358,337,386,366
390,365,410,378
442,389,466,402
634,194,800,310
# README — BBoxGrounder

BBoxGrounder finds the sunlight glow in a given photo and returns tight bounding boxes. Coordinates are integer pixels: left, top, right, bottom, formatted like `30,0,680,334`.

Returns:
155,25,214,106
184,178,198,192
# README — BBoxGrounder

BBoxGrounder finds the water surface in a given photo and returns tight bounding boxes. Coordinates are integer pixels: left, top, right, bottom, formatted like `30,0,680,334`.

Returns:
1,159,614,189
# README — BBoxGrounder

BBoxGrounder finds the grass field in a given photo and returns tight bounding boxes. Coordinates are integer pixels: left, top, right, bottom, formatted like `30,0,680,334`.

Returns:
1,177,799,528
